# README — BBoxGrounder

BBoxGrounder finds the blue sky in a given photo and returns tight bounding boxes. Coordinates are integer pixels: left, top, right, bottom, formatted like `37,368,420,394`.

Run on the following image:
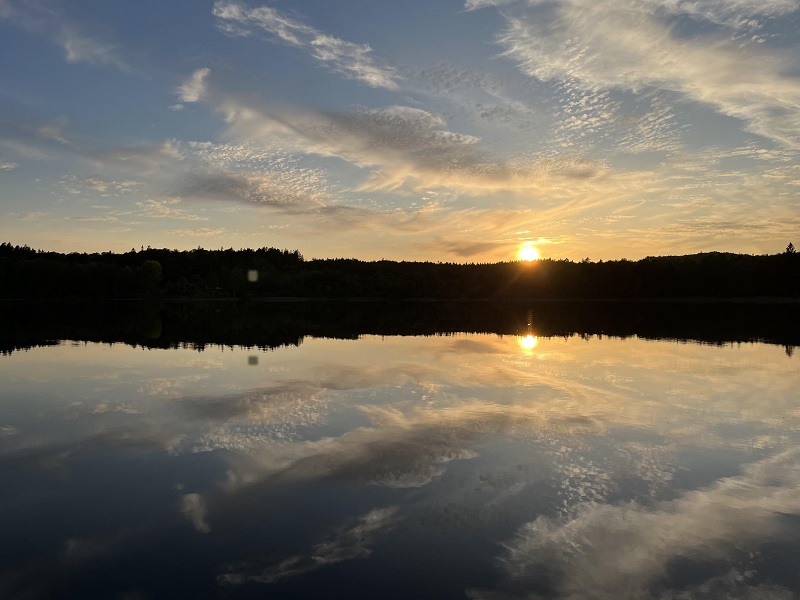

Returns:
1,0,799,261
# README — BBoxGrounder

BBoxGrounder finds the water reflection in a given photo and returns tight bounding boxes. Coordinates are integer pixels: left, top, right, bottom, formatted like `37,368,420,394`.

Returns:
496,449,800,599
1,327,799,598
3,299,800,354
518,334,539,351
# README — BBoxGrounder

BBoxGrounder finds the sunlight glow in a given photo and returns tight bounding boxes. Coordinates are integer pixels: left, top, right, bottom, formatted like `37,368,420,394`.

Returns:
518,335,539,351
518,244,540,262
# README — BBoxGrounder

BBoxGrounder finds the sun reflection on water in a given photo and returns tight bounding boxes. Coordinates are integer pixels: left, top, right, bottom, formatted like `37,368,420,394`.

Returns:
518,334,539,351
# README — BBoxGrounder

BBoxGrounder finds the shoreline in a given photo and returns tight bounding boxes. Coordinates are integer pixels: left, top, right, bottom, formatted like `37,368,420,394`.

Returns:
3,296,800,304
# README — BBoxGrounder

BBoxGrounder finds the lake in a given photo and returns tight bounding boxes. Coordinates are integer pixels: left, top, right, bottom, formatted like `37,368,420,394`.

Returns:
1,301,799,598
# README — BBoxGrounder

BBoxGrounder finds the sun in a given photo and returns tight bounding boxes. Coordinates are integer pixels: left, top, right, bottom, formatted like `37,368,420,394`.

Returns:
518,244,540,262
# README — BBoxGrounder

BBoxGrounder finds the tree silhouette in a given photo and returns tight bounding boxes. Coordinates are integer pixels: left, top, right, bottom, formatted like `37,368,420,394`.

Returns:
2,243,800,300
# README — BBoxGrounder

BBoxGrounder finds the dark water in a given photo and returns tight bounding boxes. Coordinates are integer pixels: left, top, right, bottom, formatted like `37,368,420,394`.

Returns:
1,301,799,599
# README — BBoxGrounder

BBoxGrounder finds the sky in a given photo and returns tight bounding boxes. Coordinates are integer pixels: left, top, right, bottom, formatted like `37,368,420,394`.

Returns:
1,0,799,262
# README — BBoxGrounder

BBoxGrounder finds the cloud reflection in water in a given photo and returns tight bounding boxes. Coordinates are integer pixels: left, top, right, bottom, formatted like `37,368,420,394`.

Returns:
0,333,799,598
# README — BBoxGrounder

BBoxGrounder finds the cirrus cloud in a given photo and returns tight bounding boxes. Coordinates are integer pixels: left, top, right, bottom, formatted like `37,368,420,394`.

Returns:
485,0,800,149
212,0,399,90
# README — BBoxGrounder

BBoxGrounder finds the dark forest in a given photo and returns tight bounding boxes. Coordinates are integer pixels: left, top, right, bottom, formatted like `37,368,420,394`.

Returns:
1,242,799,300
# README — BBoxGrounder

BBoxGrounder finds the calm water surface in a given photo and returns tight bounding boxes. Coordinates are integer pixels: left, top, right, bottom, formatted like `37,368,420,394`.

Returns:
1,324,799,598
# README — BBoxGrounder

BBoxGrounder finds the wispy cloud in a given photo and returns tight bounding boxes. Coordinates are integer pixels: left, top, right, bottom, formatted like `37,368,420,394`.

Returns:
59,27,125,68
167,227,227,237
212,1,399,89
0,116,78,160
92,141,184,174
0,0,127,69
176,171,326,212
214,95,611,195
69,215,121,223
614,91,684,154
36,120,74,147
3,0,795,260
137,198,207,221
11,211,49,222
488,449,800,599
220,507,398,585
82,176,107,192
488,0,800,148
430,238,512,258
140,374,210,397
57,175,140,198
409,63,541,132
177,68,210,103
638,0,800,31
181,493,210,533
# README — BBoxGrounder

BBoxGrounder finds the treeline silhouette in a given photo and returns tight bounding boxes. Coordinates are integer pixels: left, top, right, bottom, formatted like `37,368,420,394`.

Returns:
2,299,799,356
1,242,799,300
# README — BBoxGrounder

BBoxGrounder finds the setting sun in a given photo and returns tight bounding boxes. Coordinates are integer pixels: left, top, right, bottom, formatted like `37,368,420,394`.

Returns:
518,245,540,262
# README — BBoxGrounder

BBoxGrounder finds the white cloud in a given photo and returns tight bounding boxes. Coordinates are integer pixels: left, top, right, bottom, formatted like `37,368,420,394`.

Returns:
490,0,800,148
182,140,334,206
548,78,621,150
177,68,210,103
82,177,107,192
615,92,684,154
639,0,800,30
59,175,141,196
212,0,314,44
214,96,611,195
212,1,399,89
468,0,800,28
176,171,327,211
308,34,397,89
465,0,519,9
399,63,545,138
0,161,18,170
